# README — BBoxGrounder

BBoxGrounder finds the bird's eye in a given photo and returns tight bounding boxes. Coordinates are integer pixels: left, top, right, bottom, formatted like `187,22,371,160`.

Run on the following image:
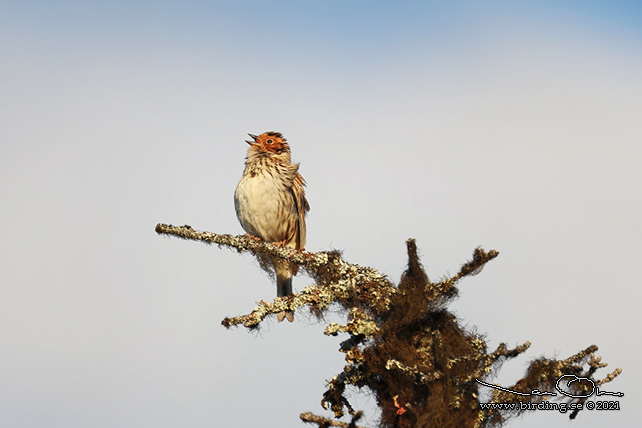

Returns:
266,139,273,144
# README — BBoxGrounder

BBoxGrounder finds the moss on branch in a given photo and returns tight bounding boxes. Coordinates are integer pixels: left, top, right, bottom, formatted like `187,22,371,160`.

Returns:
156,223,621,427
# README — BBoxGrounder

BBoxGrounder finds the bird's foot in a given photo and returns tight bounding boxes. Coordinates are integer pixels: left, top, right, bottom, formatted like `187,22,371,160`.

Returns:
272,239,288,250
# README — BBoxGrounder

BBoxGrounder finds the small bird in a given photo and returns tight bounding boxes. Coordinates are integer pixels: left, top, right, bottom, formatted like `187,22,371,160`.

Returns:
234,131,309,322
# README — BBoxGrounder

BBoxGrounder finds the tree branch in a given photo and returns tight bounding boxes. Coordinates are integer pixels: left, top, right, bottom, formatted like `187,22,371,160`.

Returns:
156,223,621,427
300,411,367,428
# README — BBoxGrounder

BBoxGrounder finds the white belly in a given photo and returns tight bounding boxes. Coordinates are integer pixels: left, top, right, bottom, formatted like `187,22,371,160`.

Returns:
234,172,293,243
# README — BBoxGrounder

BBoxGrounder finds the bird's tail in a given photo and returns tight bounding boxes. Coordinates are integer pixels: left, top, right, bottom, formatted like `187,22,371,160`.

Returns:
275,262,294,322
276,264,292,297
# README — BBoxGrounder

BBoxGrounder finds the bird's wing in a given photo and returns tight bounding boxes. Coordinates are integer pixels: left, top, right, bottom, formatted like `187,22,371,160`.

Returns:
292,171,309,249
284,163,309,250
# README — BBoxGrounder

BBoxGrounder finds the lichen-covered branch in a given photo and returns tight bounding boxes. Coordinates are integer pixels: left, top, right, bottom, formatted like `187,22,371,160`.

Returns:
300,411,367,428
156,223,621,427
156,223,395,327
156,222,326,272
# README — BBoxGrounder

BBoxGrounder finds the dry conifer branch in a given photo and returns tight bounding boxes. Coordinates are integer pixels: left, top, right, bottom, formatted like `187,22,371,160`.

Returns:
155,223,621,427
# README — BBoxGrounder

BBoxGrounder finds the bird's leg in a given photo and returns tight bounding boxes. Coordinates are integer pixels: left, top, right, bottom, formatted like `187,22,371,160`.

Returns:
243,233,262,242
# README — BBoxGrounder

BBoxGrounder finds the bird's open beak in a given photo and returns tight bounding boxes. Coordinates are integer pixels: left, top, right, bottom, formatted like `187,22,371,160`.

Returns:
245,133,258,145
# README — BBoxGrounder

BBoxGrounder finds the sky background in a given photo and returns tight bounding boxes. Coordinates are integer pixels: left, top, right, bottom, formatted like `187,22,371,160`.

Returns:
1,1,640,427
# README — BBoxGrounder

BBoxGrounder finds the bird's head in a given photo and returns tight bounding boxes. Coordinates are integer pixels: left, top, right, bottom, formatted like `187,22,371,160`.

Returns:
245,131,291,157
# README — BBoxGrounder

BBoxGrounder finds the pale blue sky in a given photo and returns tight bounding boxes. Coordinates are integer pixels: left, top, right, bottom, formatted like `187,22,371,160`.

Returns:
1,1,640,427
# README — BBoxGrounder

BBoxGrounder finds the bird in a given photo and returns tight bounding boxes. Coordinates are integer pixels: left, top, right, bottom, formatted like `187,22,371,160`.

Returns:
234,131,309,322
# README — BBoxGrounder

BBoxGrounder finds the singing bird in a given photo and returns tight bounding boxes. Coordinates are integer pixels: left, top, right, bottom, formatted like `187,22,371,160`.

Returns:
234,131,309,322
